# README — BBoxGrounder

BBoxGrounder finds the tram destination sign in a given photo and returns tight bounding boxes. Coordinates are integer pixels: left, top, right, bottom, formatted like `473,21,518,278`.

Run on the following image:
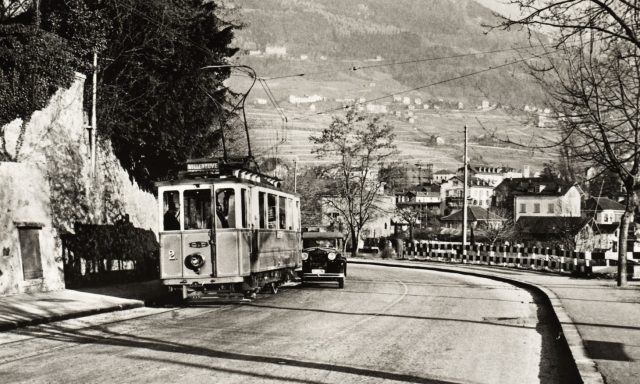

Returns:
187,160,220,173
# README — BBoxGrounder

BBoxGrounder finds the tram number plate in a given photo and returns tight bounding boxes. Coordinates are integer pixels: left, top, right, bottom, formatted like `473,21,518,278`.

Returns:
312,269,325,274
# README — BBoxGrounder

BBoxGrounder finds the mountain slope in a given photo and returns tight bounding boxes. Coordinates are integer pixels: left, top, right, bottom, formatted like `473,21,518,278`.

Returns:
233,0,546,104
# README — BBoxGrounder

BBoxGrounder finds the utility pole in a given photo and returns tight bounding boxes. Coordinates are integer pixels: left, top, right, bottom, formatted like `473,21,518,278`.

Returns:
91,51,98,176
294,158,298,193
462,125,468,253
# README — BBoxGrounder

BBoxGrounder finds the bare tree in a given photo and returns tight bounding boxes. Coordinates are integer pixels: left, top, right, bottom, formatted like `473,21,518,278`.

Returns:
395,203,423,242
310,109,398,257
491,1,640,286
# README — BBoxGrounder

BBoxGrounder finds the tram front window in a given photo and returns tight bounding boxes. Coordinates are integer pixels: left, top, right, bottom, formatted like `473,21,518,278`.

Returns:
184,189,212,230
163,191,180,231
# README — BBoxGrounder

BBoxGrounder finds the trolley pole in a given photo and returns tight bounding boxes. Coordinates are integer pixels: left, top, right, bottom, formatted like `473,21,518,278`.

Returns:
462,125,468,254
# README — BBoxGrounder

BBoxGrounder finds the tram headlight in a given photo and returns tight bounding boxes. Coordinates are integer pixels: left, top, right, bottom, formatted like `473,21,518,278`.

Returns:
327,252,336,261
185,254,205,271
301,252,309,261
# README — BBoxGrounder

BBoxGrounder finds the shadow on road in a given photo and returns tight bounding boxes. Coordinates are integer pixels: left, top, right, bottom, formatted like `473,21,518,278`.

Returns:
13,323,462,384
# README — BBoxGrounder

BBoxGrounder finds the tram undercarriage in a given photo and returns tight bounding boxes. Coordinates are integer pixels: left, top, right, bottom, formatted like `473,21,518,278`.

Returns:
167,266,298,301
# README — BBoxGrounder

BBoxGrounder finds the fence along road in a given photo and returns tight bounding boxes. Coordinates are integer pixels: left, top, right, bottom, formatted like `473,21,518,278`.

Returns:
404,241,640,278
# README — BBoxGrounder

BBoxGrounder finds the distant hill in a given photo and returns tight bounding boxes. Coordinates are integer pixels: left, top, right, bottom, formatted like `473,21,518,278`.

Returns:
232,0,547,105
225,0,557,177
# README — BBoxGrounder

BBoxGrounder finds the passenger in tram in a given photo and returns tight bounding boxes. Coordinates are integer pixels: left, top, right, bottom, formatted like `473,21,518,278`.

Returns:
216,189,235,228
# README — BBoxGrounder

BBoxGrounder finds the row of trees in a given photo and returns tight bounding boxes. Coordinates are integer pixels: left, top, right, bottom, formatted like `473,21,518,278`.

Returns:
1,0,240,190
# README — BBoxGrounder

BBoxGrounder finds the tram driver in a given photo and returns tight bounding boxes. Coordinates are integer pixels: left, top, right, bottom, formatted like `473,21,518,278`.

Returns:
164,200,180,230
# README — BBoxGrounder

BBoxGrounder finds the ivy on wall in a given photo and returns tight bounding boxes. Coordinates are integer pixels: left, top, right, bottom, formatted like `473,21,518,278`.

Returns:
0,24,75,160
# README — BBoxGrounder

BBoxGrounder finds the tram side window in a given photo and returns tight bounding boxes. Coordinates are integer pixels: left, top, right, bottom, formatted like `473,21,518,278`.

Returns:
163,191,181,231
241,189,248,228
215,189,236,229
295,200,301,231
267,194,277,229
286,198,293,230
259,192,266,229
279,196,286,229
184,189,212,230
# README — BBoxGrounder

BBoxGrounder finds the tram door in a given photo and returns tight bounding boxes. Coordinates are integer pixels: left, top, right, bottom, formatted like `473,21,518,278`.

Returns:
159,187,214,279
214,186,251,277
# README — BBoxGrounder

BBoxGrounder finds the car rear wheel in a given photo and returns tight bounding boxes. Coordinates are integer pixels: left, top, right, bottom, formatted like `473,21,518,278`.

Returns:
338,277,345,289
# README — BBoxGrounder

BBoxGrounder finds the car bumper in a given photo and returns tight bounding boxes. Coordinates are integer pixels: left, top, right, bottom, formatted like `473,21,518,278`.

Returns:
302,272,344,281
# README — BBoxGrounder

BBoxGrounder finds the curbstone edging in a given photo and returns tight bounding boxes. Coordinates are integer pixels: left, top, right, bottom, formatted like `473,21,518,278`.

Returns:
349,258,605,384
0,300,144,333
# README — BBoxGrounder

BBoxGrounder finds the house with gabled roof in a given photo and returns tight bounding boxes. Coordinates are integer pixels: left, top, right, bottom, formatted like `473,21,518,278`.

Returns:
493,177,582,221
433,169,455,184
441,206,506,230
584,197,625,224
515,216,593,250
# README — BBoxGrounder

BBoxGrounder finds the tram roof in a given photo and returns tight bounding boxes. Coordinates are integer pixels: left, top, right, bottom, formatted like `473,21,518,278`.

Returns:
155,157,288,191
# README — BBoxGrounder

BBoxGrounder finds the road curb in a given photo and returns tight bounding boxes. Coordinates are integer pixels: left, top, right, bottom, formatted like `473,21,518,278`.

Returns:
0,300,144,332
349,259,605,384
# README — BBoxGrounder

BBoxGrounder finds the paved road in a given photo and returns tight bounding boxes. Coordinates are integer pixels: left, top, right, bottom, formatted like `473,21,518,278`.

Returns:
0,265,579,383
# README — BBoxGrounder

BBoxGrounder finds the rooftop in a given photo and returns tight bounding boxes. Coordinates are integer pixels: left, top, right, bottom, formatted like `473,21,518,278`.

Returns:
585,197,625,212
441,207,506,222
516,216,591,235
496,177,575,196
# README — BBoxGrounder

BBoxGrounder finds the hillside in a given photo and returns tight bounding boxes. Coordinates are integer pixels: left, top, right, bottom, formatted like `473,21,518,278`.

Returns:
232,0,547,105
226,0,558,176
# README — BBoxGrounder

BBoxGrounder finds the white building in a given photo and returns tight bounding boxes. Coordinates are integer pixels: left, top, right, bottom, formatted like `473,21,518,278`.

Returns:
289,94,324,104
265,45,287,57
366,104,388,114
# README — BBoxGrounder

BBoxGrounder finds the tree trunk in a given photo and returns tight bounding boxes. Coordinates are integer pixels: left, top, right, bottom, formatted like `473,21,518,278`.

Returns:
350,228,358,257
617,209,633,287
409,223,414,242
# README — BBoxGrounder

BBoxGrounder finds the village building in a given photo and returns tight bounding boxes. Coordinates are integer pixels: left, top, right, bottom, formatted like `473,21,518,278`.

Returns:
289,94,324,104
515,216,593,250
265,45,287,57
433,169,455,184
440,176,494,214
441,206,506,231
457,164,524,187
366,104,387,114
493,177,582,221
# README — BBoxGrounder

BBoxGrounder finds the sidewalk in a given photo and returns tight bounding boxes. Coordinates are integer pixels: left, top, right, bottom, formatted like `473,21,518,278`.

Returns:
350,257,640,384
0,280,164,332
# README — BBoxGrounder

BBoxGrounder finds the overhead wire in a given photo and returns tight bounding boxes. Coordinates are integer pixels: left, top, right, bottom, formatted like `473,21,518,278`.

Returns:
259,78,288,143
291,45,573,121
261,42,551,81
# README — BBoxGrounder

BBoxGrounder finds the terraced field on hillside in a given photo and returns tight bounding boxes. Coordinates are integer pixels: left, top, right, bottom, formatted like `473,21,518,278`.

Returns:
248,107,557,173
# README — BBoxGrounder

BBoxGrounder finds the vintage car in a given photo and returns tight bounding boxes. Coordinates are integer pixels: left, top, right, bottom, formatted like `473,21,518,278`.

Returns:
300,231,347,288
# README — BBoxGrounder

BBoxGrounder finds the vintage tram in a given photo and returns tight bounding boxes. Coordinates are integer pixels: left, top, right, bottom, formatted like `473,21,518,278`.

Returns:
156,157,301,300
